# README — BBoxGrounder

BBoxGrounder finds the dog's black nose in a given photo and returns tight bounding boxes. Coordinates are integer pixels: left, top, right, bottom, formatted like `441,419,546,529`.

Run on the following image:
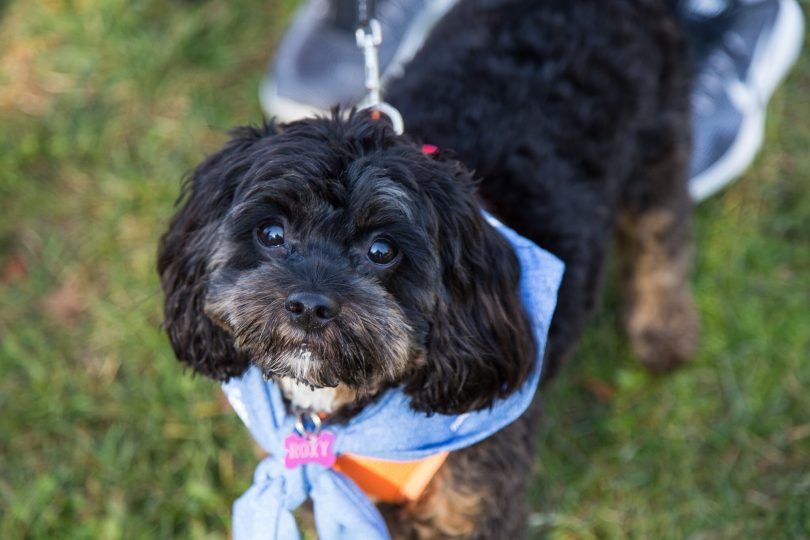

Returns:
285,291,340,328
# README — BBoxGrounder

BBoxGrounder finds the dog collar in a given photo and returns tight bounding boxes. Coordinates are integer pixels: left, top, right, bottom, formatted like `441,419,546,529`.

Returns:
222,216,564,540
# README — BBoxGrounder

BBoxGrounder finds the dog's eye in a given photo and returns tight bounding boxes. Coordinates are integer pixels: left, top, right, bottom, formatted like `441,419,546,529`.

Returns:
256,222,285,247
367,238,398,266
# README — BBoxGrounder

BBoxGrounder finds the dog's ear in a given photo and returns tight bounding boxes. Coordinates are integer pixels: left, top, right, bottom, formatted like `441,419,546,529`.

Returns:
405,166,536,414
157,123,276,380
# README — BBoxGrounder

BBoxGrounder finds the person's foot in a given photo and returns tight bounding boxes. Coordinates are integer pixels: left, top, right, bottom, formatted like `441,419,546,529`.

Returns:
260,0,459,122
685,0,804,202
263,0,803,202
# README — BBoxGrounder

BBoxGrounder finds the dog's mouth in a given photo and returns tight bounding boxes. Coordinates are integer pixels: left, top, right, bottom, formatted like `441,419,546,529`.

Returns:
253,344,339,388
245,315,417,393
241,322,387,389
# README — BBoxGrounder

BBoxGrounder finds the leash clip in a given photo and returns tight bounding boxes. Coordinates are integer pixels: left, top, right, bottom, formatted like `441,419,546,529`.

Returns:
355,16,404,134
356,18,383,105
358,101,404,134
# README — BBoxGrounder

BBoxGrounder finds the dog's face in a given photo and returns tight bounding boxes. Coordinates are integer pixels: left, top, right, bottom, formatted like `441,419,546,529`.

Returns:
158,113,534,414
202,121,442,394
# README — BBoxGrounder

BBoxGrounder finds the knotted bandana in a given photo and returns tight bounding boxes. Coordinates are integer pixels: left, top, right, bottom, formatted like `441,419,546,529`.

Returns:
222,215,564,539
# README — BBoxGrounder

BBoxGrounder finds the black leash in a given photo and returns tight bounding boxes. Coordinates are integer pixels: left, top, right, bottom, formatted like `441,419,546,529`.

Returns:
356,0,376,31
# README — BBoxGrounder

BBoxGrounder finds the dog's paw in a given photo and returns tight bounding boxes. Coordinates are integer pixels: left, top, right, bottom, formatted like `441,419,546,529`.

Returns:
627,289,698,373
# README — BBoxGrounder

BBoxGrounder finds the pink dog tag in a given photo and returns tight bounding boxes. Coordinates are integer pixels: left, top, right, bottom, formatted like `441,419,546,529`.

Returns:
283,431,336,469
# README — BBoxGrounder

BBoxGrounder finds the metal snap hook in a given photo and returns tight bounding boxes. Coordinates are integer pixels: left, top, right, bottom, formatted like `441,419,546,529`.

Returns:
359,101,405,134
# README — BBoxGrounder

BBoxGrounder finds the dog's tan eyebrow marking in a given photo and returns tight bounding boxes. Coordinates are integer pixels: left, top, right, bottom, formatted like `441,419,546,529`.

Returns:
374,182,414,220
350,178,414,227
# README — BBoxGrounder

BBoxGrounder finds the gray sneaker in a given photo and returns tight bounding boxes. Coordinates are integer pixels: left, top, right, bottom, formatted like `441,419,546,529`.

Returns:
263,0,803,202
686,0,804,201
260,0,459,122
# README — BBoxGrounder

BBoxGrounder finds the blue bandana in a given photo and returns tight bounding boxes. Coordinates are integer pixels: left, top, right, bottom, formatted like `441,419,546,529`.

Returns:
222,215,564,540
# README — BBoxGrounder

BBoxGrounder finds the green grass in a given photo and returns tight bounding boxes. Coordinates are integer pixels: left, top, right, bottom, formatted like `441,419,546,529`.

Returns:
0,0,808,538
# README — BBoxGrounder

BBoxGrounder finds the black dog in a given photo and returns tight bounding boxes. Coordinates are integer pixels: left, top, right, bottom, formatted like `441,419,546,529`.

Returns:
158,0,698,537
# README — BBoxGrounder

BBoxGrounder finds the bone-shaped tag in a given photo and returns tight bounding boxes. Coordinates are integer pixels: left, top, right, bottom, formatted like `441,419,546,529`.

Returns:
283,431,336,469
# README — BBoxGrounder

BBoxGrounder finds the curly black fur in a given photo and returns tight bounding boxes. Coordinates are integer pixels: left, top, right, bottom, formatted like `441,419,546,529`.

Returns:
386,0,694,381
159,115,535,414
159,0,696,537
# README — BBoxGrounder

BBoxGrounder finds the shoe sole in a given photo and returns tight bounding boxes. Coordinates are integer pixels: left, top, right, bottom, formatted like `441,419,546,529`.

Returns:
260,80,331,123
260,0,461,123
689,0,805,202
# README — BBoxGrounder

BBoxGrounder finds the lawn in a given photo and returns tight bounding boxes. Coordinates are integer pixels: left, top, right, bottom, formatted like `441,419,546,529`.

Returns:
1,1,808,538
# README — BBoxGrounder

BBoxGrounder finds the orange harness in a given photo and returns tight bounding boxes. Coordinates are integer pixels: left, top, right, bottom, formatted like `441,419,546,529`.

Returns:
334,452,449,503
308,411,448,504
